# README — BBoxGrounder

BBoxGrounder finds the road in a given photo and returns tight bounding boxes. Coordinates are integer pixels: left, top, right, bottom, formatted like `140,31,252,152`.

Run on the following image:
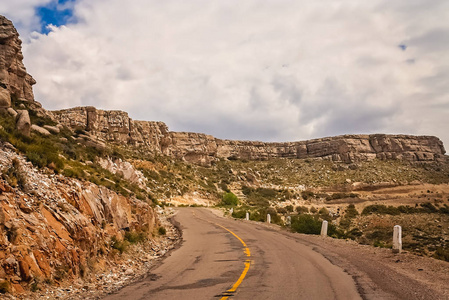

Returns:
103,208,361,300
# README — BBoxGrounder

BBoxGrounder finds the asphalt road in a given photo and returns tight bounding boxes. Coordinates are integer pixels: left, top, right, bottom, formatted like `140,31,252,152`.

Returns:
103,208,361,300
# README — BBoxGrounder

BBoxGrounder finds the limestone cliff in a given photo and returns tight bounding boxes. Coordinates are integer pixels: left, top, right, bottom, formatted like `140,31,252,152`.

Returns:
52,107,447,166
0,16,35,104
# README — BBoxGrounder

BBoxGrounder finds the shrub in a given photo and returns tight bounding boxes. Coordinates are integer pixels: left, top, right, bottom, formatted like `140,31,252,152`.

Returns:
0,280,10,294
291,215,321,234
361,205,400,216
433,247,449,262
221,192,239,206
326,192,359,201
295,206,309,214
125,231,146,243
373,240,392,248
158,227,167,235
30,278,41,292
301,190,314,200
111,236,129,254
345,228,363,240
345,204,359,218
276,207,288,214
285,205,294,212
232,208,247,219
340,204,359,230
420,202,438,213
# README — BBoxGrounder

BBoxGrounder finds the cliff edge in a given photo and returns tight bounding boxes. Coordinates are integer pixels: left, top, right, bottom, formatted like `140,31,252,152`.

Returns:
53,106,446,166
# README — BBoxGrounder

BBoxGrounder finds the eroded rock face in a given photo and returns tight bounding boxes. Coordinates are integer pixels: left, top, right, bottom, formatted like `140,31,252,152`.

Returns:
53,106,172,152
98,157,148,189
0,16,35,103
52,107,447,166
0,146,158,294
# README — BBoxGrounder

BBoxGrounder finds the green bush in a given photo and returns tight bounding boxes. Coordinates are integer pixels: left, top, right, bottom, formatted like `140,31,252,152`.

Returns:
344,228,363,240
420,202,438,213
326,192,359,201
295,206,309,214
222,192,239,206
291,215,322,234
232,208,247,219
340,204,359,230
362,205,400,216
301,190,315,200
111,236,129,254
345,204,359,218
125,231,146,243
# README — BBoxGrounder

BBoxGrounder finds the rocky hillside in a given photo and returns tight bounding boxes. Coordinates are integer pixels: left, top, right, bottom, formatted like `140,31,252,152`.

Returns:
0,142,161,295
53,106,446,166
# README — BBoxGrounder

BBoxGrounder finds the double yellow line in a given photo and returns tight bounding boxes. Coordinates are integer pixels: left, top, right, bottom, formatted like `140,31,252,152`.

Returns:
214,223,251,300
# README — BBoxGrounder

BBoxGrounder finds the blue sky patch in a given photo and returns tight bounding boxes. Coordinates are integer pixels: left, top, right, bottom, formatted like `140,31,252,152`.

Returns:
36,0,77,34
398,44,407,51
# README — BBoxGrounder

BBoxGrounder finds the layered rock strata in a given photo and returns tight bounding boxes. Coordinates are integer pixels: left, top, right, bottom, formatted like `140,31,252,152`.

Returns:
53,107,447,166
0,144,158,294
0,16,36,103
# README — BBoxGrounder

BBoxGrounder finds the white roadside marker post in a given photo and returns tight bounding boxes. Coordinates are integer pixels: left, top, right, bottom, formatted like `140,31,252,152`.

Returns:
321,220,328,237
267,214,271,224
393,225,402,253
246,212,249,221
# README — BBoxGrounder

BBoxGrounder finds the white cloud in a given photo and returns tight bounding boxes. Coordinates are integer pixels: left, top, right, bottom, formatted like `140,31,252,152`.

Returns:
12,0,449,149
0,0,52,37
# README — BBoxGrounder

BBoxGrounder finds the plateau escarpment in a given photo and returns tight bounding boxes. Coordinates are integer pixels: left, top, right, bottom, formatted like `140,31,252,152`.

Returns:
53,106,446,166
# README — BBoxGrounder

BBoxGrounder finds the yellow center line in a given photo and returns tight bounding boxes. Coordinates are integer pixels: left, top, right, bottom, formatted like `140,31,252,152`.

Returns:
214,223,251,300
191,211,251,299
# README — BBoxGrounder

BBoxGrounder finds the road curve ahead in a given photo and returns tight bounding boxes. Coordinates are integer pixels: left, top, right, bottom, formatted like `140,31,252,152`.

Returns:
103,208,361,300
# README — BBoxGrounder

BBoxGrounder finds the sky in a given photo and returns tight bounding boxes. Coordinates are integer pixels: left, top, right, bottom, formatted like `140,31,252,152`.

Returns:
1,1,448,149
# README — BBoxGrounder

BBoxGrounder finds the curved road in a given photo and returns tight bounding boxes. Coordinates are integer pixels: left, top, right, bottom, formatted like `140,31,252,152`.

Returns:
104,208,360,300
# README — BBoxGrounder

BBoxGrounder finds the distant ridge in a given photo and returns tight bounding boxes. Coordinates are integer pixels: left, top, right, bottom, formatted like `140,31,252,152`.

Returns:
52,106,446,166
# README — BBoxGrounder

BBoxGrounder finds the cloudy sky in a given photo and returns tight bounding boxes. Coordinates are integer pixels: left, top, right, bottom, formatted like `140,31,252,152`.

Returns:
1,1,448,148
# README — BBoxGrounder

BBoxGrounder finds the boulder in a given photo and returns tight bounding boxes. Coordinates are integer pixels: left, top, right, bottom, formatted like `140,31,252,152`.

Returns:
43,125,60,134
15,110,30,137
31,124,51,136
0,88,11,108
7,107,17,117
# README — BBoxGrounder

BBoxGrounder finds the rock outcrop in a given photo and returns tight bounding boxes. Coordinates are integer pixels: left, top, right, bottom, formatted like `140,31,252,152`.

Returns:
0,144,158,294
15,110,31,137
0,16,36,103
52,107,447,166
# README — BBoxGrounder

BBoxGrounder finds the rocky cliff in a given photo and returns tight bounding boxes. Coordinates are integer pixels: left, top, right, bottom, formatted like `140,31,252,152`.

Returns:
53,106,446,166
0,16,35,106
0,143,159,294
